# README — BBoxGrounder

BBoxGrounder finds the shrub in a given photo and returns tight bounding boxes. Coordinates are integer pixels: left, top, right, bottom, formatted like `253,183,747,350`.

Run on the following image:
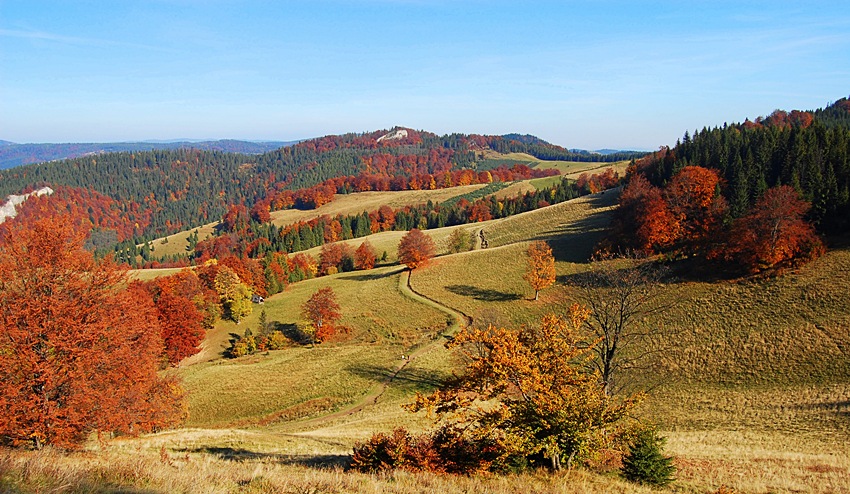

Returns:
350,428,440,473
621,427,676,486
350,425,511,475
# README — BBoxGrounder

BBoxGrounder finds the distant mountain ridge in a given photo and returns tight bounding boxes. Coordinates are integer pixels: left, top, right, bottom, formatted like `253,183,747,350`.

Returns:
0,139,297,170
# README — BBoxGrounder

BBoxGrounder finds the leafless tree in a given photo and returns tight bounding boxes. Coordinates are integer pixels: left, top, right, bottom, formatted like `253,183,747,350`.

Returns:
572,253,672,396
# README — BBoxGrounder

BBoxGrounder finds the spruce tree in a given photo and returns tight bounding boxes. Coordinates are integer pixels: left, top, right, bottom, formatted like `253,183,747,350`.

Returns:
621,427,676,487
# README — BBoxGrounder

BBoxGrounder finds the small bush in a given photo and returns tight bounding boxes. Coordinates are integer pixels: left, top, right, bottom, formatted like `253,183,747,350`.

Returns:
621,427,676,486
350,425,511,475
350,428,440,473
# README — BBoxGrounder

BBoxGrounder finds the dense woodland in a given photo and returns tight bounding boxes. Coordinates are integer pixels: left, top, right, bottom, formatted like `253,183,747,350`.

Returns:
638,98,850,233
607,97,850,273
0,139,290,170
0,130,637,244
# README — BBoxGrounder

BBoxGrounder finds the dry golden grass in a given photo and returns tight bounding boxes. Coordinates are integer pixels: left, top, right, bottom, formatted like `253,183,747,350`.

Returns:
9,191,850,493
142,222,218,259
179,264,454,427
128,266,187,281
269,185,487,228
0,445,664,494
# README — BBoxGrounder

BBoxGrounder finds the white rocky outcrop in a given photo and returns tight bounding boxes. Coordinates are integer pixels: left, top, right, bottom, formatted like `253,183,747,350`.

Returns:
376,129,408,142
0,186,54,224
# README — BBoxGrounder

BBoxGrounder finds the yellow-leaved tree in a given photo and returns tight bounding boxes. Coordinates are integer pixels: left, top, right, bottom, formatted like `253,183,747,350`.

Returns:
524,240,555,300
407,307,640,471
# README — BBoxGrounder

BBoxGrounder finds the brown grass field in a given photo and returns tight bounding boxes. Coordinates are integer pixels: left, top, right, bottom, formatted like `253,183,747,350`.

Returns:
4,190,850,493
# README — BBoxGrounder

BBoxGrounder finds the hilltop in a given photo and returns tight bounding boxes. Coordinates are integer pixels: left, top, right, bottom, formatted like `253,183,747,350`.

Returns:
0,128,640,248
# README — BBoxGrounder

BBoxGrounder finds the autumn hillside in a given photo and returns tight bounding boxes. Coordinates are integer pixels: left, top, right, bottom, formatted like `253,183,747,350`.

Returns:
0,129,640,247
5,184,850,493
4,100,850,493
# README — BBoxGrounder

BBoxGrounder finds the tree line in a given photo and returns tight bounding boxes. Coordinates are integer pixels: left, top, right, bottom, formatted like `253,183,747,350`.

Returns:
0,128,639,248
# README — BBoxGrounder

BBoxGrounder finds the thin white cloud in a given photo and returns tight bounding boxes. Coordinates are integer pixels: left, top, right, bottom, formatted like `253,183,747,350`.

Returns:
0,28,173,53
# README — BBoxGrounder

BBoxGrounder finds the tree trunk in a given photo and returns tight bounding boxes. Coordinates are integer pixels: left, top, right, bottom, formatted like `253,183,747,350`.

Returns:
551,452,561,471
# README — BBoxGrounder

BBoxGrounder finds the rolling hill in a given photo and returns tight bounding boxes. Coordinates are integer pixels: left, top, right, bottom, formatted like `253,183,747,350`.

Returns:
4,100,850,493
0,139,295,170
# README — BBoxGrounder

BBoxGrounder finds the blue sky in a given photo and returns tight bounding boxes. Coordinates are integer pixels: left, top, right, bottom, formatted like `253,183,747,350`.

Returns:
1,1,848,150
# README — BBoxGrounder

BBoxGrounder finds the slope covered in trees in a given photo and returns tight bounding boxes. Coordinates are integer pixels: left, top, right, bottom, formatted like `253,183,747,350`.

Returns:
0,129,641,244
0,139,293,170
637,97,850,233
607,97,850,273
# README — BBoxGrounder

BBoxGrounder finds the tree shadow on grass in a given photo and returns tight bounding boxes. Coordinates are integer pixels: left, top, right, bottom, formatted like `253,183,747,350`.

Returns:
531,213,613,263
346,363,450,392
340,268,404,282
445,284,522,302
273,322,312,345
176,447,349,468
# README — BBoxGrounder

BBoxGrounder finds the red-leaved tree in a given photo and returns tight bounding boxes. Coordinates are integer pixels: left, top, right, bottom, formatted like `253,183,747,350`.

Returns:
0,215,186,449
398,229,436,271
354,240,377,270
663,166,727,249
727,185,824,272
302,287,342,343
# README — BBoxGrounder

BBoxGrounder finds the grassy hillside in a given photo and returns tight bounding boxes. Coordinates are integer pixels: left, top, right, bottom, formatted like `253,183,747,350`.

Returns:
6,190,850,493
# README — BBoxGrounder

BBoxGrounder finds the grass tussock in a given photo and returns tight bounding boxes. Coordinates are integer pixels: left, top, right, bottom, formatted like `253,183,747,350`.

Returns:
0,446,664,494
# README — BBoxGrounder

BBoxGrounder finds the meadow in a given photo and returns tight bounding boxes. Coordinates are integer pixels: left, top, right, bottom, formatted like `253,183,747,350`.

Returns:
4,189,850,493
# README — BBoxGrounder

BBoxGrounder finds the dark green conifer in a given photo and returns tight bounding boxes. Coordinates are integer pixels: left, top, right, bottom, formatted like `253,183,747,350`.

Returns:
621,427,676,487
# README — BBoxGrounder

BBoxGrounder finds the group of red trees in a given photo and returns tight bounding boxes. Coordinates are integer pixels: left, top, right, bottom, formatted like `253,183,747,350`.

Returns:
264,163,558,212
609,165,823,273
3,185,152,244
0,216,186,449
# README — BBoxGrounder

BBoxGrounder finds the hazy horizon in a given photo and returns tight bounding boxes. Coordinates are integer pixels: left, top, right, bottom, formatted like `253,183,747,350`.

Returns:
2,1,847,150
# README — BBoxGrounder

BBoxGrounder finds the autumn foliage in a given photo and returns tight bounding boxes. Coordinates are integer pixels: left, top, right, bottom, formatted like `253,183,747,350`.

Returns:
609,166,726,256
398,229,436,270
135,269,217,365
610,163,824,274
725,185,824,272
405,310,638,472
0,215,185,449
354,240,377,270
302,287,342,343
524,240,556,300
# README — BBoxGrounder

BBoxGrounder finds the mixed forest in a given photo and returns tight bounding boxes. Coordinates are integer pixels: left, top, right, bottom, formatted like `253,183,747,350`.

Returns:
1,97,850,493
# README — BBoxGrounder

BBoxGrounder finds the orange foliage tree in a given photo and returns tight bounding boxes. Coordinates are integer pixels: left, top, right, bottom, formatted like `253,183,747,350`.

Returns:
398,229,436,271
137,272,210,366
663,166,727,249
0,215,185,449
319,242,354,275
407,310,638,471
524,240,556,300
354,240,377,270
727,185,824,272
615,175,679,252
302,287,342,343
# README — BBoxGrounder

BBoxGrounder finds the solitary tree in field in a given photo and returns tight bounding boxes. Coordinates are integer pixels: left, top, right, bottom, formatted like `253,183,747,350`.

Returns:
0,215,185,449
354,240,377,270
573,254,668,396
302,287,342,343
398,229,436,271
524,240,555,301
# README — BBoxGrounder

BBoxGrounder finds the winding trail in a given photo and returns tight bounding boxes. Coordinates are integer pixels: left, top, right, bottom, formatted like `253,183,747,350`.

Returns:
295,268,470,428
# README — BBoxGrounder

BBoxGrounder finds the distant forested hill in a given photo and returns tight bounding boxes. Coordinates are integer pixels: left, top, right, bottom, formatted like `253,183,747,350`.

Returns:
0,139,294,169
0,129,638,241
